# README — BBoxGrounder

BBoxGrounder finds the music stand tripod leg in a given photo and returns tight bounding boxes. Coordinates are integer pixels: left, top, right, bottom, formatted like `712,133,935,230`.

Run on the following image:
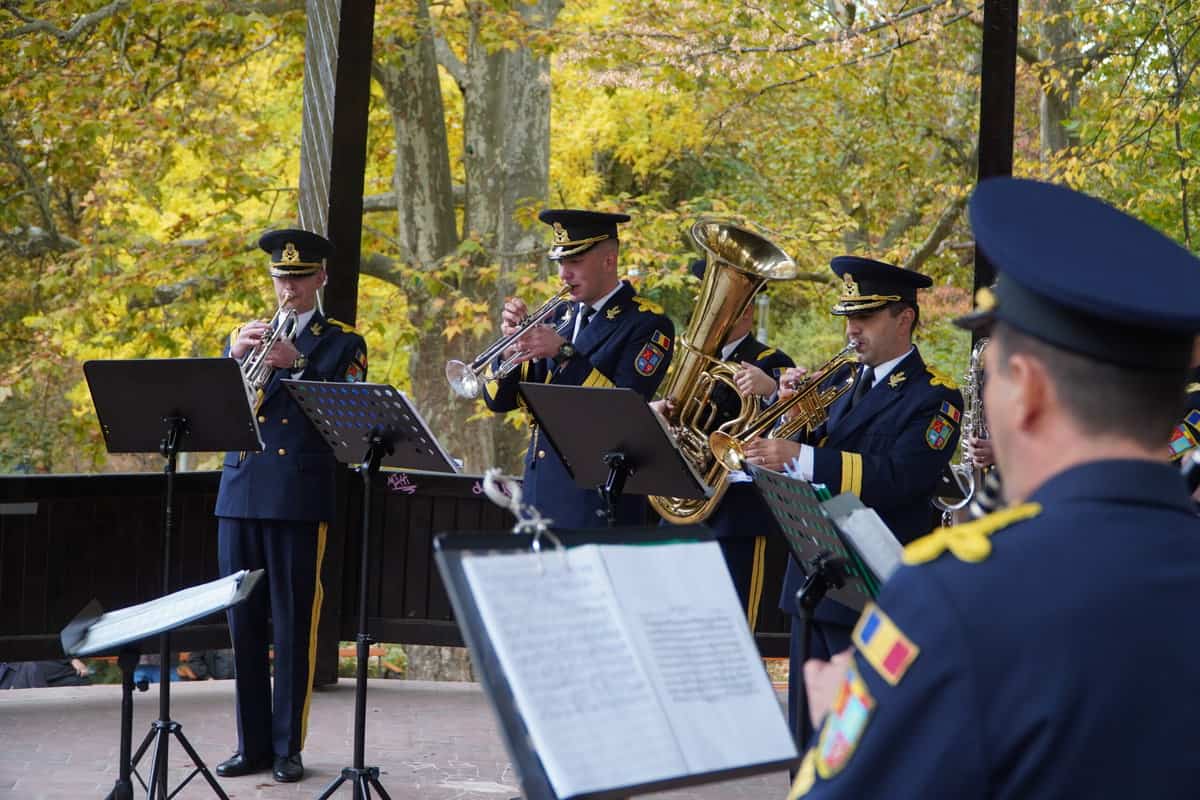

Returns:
792,553,846,751
125,417,230,800
319,434,394,799
104,649,141,800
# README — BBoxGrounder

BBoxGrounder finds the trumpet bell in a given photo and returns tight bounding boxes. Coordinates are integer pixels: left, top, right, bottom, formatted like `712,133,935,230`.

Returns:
707,430,744,472
446,359,482,399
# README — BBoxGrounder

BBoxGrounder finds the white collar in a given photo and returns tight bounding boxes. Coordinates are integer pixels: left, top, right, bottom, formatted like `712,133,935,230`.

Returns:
863,345,914,387
586,282,625,316
294,307,317,333
721,333,751,361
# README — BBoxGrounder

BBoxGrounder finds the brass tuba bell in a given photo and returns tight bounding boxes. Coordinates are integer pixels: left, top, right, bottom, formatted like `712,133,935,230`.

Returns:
649,220,798,525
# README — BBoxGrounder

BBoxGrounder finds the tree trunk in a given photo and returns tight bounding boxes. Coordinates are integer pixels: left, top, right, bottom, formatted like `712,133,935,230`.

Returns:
1037,0,1080,160
460,0,564,471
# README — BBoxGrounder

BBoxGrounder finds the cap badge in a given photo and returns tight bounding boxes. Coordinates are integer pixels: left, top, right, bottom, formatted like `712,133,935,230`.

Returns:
552,222,569,244
974,286,996,311
843,273,860,297
282,242,301,264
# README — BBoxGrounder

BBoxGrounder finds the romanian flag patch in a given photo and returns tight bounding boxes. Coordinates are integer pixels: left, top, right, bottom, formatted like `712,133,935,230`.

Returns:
940,401,961,423
925,415,955,450
1168,422,1198,459
854,603,919,685
650,329,672,350
635,342,666,376
814,663,875,779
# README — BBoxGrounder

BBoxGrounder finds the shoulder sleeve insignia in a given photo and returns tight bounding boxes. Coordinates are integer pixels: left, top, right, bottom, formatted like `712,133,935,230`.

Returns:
650,329,672,351
939,400,961,423
887,370,906,388
632,297,664,315
852,604,918,687
606,305,622,320
635,341,666,376
758,347,777,360
925,415,956,450
903,502,1042,565
814,662,876,777
326,317,356,333
1169,415,1200,460
925,364,959,389
344,348,368,383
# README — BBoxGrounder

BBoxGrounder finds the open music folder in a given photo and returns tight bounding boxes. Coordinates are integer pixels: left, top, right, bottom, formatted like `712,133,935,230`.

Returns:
436,531,797,800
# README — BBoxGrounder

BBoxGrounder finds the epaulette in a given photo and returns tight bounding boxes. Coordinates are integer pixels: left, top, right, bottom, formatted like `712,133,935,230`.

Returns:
925,364,959,390
325,317,356,333
902,502,1041,565
632,297,664,315
1188,382,1200,394
758,347,777,360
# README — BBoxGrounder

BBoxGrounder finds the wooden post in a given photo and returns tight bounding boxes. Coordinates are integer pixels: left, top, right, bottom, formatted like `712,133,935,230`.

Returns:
296,0,378,685
973,0,1020,298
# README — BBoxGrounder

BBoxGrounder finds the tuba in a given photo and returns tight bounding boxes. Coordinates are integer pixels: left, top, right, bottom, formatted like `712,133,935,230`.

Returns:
708,341,860,471
648,220,798,525
933,337,1001,524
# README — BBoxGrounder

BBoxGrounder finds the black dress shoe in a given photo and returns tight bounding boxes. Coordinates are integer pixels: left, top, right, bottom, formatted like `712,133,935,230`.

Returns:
215,752,271,777
273,753,304,783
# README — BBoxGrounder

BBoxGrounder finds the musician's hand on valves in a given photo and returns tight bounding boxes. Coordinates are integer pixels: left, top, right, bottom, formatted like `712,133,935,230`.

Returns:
510,324,565,363
804,648,854,728
734,362,776,397
265,336,301,369
741,437,802,471
966,436,996,469
231,320,271,360
500,297,528,338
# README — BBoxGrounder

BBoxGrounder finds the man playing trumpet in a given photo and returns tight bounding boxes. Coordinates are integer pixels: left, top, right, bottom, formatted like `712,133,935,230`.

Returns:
482,209,675,527
741,256,963,745
214,229,367,784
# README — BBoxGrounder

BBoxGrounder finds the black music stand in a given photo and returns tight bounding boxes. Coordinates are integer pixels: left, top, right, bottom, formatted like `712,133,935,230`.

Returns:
747,465,882,747
516,384,709,525
434,527,796,800
83,357,262,800
62,571,264,800
283,380,457,799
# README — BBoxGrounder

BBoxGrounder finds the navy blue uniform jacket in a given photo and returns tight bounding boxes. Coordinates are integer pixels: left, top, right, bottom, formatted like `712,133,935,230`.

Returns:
704,334,795,540
483,281,674,528
779,347,962,621
216,311,367,521
793,459,1200,799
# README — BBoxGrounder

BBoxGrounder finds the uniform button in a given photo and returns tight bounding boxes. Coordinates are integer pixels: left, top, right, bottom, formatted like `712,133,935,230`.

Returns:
537,450,545,459
258,415,266,423
278,448,287,456
281,418,289,424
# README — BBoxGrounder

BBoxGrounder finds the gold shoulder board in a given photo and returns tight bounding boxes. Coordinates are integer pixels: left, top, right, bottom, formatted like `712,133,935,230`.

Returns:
903,502,1042,565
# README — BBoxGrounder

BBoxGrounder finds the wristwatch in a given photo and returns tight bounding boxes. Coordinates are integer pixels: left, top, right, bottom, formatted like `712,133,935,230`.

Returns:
291,355,308,372
554,342,576,364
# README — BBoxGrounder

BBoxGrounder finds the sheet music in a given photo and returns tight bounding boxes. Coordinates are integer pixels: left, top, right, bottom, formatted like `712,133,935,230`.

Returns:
462,543,796,798
462,548,688,798
601,542,797,770
69,570,253,656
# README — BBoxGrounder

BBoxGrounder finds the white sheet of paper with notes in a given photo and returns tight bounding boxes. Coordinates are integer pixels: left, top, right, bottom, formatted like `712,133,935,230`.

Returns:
461,541,796,799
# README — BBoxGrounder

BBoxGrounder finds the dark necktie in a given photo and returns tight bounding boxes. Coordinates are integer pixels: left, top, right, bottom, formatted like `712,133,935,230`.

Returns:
575,304,596,342
848,365,875,409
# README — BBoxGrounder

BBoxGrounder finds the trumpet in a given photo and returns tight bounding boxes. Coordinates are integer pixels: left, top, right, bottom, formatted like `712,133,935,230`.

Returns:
241,299,300,409
708,341,860,471
445,287,572,399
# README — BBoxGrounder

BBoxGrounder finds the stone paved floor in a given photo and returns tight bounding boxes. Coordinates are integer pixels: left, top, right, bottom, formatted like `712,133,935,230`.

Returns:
0,678,792,799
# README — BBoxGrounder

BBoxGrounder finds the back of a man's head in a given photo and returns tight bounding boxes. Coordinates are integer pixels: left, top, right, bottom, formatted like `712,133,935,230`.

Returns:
991,320,1187,452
